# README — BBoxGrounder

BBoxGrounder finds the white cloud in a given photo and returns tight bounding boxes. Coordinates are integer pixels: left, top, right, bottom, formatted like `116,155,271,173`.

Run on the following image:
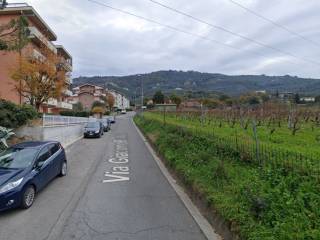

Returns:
12,0,320,78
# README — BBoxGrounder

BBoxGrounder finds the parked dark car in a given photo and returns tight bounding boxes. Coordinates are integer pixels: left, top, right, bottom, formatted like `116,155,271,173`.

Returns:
0,141,67,211
84,121,104,138
99,118,111,132
108,115,116,124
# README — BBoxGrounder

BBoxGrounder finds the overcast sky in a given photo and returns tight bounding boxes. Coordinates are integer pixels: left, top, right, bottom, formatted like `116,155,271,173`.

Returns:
13,0,320,78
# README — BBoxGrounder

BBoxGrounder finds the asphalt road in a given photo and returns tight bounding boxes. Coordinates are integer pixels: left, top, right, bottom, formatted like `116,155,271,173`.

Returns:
0,113,208,240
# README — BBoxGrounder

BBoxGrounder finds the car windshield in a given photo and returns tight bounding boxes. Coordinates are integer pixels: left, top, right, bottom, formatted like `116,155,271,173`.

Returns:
0,148,38,169
85,122,99,128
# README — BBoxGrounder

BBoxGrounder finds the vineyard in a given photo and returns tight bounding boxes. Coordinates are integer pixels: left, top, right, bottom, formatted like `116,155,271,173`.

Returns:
134,107,320,239
144,103,320,179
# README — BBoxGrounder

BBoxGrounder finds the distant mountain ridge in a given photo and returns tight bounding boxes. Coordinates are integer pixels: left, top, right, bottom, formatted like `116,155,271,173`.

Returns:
72,70,320,97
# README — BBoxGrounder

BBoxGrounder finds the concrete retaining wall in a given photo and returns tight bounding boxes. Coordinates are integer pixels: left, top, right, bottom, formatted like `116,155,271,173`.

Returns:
15,124,85,147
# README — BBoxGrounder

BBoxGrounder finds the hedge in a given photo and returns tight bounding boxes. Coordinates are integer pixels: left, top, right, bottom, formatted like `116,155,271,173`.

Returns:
60,111,90,117
0,99,38,128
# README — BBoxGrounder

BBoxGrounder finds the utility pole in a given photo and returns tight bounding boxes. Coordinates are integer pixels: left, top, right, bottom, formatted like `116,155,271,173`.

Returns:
141,76,144,116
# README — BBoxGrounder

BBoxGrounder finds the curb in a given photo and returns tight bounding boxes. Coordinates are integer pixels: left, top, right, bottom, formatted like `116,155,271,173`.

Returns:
131,118,222,240
63,135,83,150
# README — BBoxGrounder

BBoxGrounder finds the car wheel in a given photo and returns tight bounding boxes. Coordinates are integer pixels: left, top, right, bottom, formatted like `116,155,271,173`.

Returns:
21,185,36,209
59,161,67,177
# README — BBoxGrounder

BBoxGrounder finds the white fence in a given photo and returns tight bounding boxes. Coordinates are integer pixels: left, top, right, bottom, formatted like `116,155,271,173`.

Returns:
43,114,89,127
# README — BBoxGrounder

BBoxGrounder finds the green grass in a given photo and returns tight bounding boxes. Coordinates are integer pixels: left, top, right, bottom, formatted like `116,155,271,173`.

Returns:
134,115,320,240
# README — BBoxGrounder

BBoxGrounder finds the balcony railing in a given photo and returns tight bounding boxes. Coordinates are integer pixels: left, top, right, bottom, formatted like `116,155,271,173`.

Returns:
57,101,73,110
63,89,73,96
28,27,57,53
32,49,45,60
47,98,58,107
43,114,89,127
58,59,72,72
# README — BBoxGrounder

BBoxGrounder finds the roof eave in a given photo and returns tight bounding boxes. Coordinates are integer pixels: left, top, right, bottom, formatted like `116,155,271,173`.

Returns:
0,5,57,41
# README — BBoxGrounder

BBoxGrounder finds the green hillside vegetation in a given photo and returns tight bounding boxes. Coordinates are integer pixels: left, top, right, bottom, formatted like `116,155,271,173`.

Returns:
73,70,320,97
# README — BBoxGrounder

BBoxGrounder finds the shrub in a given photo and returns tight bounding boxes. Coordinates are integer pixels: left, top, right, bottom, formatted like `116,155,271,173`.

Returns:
60,111,90,117
0,99,37,128
91,106,104,114
60,111,75,116
75,111,90,117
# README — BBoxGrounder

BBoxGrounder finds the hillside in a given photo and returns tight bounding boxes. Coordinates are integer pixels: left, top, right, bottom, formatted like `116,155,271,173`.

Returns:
72,70,320,97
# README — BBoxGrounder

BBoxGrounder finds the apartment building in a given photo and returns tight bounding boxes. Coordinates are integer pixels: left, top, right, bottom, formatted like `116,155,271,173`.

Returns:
68,84,106,110
68,85,130,111
107,89,130,110
0,3,72,113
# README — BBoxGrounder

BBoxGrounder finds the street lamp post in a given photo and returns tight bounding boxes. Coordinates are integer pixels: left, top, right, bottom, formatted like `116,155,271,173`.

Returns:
141,76,144,116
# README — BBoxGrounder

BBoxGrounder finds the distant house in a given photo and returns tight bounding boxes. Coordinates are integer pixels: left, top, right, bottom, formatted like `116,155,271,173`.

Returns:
181,99,201,109
255,90,266,94
278,92,295,102
68,84,106,110
147,99,154,106
300,97,315,103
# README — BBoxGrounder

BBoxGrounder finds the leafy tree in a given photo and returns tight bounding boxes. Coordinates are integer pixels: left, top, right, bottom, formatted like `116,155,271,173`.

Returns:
91,106,104,118
91,101,105,109
11,48,67,111
170,94,182,107
0,16,29,51
294,93,300,104
240,93,260,105
73,102,83,112
143,97,150,106
219,94,231,102
260,93,270,103
106,93,115,110
153,90,165,104
203,98,220,109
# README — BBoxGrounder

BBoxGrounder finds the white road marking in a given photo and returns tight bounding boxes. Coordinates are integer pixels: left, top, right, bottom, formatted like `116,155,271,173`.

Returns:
103,137,130,183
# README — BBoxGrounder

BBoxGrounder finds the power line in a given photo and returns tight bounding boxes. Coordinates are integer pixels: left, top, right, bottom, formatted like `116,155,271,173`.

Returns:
148,0,320,66
228,0,320,48
87,0,239,51
87,0,320,67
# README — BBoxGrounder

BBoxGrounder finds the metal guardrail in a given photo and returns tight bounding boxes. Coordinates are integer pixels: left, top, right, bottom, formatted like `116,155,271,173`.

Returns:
43,114,90,127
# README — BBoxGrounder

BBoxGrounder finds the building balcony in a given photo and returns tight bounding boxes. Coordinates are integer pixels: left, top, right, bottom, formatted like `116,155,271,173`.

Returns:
57,101,73,110
58,59,72,72
63,89,73,96
46,98,58,107
28,26,57,54
32,49,45,60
